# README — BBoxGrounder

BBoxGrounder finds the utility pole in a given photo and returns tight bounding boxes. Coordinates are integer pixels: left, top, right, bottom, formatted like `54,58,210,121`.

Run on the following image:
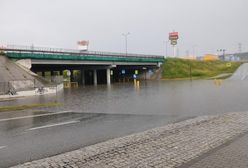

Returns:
238,43,242,53
192,45,197,56
122,32,130,56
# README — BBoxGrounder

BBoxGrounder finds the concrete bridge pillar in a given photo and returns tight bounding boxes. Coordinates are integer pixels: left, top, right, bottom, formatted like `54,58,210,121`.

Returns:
42,71,45,77
59,70,63,76
70,70,74,82
93,69,97,85
106,68,111,85
81,69,85,85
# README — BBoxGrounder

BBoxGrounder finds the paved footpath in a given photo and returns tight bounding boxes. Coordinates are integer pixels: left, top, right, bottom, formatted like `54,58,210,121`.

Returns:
185,132,248,168
12,112,248,168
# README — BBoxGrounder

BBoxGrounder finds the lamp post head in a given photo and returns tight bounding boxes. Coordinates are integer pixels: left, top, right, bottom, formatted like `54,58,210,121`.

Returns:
122,32,130,37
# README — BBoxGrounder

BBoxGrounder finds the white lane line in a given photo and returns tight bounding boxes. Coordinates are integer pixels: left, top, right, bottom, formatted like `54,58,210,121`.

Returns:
0,111,72,122
27,120,80,131
0,146,6,150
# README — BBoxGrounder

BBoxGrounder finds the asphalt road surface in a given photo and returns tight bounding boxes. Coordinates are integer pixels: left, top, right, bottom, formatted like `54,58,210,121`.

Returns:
0,109,178,168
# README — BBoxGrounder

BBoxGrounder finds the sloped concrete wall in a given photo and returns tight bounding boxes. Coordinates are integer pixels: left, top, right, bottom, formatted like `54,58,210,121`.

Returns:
0,56,44,92
229,63,248,80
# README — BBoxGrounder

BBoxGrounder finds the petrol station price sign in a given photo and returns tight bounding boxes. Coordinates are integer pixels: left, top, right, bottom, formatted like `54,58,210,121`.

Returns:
169,32,179,40
169,32,179,46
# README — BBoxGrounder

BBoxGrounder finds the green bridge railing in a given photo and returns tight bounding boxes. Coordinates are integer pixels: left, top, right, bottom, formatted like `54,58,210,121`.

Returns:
6,52,164,63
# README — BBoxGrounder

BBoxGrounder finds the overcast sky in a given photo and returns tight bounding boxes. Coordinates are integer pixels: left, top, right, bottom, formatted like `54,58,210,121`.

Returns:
1,0,248,56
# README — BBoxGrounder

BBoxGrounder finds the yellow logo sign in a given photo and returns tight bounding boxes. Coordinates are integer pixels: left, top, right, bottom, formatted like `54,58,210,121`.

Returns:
226,63,232,67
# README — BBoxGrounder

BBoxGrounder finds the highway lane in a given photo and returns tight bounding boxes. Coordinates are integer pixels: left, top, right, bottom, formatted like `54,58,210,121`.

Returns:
0,109,177,168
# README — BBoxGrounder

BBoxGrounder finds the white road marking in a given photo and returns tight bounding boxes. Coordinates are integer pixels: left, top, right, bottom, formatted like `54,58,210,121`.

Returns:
0,146,6,150
27,120,80,131
0,111,72,122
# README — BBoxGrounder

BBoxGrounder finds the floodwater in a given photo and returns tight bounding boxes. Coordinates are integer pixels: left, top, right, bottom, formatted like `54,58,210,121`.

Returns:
1,80,248,167
2,80,248,117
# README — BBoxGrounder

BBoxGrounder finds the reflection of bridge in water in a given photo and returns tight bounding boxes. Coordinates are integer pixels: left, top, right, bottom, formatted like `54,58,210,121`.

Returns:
2,45,164,85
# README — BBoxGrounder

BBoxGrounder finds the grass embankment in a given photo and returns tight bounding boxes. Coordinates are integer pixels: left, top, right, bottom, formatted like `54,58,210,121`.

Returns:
161,58,242,79
0,101,62,112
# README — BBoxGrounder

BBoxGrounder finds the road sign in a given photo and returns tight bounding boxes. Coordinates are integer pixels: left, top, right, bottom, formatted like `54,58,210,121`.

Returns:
169,32,178,37
121,70,126,74
77,40,89,51
169,35,179,40
171,40,177,45
169,32,179,40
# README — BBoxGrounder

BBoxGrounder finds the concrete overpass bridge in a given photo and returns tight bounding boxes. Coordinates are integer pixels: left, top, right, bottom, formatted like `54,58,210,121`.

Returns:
1,45,164,85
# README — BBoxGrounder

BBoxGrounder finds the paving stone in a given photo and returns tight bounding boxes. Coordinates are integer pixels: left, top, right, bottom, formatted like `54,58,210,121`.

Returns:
11,112,248,168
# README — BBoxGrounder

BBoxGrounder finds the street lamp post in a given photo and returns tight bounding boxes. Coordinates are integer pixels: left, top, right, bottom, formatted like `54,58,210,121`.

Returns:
192,45,198,57
163,40,169,57
217,49,226,60
122,32,130,56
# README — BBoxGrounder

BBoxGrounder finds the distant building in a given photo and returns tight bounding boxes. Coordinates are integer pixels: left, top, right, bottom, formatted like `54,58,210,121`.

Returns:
224,55,240,61
225,52,248,61
203,54,219,61
181,55,197,60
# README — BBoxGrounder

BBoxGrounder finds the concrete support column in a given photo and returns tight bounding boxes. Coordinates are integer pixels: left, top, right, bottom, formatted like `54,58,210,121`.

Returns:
81,69,85,85
59,70,63,76
70,70,74,82
106,68,111,85
93,69,97,85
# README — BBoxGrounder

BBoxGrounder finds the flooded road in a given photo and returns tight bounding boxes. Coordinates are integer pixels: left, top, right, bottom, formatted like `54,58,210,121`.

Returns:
0,80,248,167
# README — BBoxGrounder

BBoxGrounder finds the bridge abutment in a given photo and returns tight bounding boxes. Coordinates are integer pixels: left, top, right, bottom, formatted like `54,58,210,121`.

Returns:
93,69,97,86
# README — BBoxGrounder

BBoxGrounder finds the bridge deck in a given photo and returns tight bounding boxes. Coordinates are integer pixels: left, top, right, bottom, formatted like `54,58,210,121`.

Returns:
1,45,164,63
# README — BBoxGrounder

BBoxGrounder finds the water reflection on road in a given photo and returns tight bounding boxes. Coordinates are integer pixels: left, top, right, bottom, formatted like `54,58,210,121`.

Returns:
1,80,248,117
0,80,248,167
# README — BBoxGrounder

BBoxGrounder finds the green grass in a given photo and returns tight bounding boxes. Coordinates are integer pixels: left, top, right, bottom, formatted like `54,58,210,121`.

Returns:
0,101,62,112
161,58,243,79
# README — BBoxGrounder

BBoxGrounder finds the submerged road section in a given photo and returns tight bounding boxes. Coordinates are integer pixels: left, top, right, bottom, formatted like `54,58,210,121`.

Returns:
11,111,248,168
0,109,175,168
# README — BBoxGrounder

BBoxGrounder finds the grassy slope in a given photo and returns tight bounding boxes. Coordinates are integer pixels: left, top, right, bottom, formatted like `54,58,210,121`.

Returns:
161,58,242,79
0,102,62,112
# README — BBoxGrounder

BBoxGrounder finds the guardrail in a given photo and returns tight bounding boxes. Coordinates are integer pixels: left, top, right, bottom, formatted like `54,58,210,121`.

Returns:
0,44,164,58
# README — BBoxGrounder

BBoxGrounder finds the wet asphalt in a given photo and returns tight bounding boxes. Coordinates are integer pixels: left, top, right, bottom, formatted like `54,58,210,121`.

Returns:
1,80,248,167
0,109,181,167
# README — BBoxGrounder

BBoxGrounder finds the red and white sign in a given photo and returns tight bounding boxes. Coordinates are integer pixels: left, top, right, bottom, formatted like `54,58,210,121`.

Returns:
169,32,179,40
169,32,178,37
77,40,89,51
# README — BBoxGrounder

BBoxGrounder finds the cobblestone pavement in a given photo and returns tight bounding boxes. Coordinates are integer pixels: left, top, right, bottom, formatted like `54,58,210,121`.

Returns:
12,112,248,168
186,132,248,168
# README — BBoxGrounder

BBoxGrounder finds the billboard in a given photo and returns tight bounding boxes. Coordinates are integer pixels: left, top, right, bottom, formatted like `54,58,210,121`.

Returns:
168,31,179,57
77,40,89,51
169,32,179,41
